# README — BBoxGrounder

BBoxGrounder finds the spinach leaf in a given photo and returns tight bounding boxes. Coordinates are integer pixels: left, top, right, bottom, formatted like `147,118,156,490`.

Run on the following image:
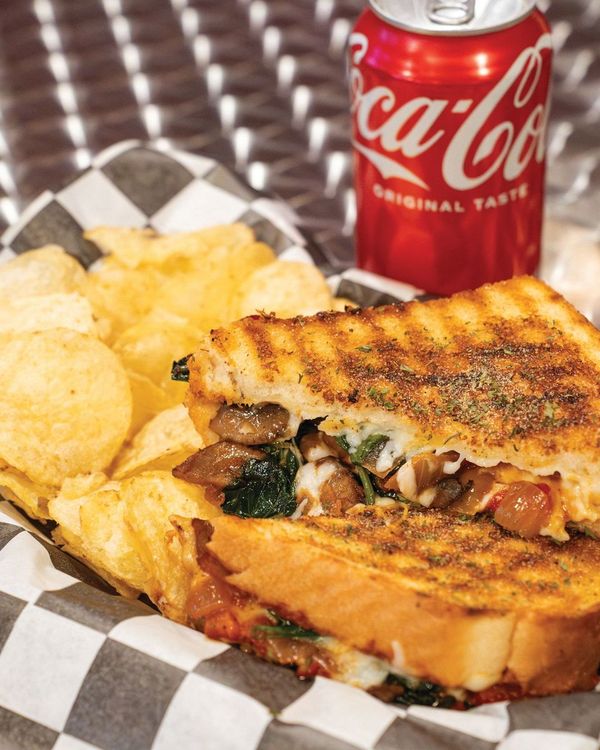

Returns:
383,674,457,708
356,466,376,505
171,354,192,382
254,612,320,640
335,433,390,506
221,443,299,518
335,434,351,453
352,434,389,465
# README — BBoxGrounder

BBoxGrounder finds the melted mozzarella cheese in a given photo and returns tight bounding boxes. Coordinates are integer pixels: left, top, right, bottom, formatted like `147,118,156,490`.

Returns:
294,460,337,517
320,637,390,689
290,498,308,520
284,413,302,439
442,454,465,474
416,486,438,508
303,442,334,462
393,461,417,499
375,440,403,474
328,425,503,473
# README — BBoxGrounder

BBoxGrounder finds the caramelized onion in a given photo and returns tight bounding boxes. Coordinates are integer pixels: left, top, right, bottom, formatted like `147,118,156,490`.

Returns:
451,468,496,515
249,633,333,678
173,441,265,489
261,637,321,667
209,403,290,445
187,578,232,621
412,453,450,493
492,481,552,539
202,610,243,642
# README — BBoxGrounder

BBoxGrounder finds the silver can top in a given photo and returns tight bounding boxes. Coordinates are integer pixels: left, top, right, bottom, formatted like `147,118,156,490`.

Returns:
369,0,539,35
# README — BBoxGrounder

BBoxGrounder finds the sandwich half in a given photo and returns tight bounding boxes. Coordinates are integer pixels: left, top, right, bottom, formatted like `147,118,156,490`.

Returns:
179,506,600,705
176,276,600,542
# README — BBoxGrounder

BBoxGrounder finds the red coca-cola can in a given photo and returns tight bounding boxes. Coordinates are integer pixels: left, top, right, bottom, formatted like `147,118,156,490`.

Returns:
349,0,553,295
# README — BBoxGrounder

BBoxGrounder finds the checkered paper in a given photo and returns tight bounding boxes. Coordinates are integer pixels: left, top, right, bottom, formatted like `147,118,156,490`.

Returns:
0,142,598,750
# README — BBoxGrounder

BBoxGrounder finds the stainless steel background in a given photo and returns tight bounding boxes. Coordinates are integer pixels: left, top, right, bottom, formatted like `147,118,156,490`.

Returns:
0,0,598,269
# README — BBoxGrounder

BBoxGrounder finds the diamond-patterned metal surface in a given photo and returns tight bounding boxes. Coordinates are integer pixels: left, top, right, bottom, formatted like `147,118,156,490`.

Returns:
0,0,598,270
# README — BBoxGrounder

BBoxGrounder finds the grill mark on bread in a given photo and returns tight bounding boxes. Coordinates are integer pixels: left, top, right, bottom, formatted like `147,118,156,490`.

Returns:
237,315,279,381
207,509,600,695
290,314,346,403
189,277,600,472
297,508,600,612
334,307,409,404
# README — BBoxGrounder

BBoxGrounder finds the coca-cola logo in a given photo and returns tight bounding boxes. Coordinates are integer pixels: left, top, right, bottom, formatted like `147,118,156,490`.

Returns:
350,31,552,192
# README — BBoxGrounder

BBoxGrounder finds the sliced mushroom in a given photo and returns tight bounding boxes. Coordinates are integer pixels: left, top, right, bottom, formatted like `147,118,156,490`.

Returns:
299,431,349,463
320,461,365,516
431,477,465,509
209,403,290,445
295,458,364,517
173,441,266,489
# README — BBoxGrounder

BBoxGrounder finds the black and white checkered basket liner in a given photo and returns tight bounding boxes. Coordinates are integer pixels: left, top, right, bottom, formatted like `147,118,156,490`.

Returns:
0,141,598,750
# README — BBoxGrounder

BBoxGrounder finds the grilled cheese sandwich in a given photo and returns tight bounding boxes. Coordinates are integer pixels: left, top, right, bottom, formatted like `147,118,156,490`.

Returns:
179,276,600,541
177,508,600,703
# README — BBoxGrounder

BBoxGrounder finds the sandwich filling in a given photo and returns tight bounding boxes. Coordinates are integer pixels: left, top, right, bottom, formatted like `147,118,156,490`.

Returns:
173,401,571,541
186,517,518,708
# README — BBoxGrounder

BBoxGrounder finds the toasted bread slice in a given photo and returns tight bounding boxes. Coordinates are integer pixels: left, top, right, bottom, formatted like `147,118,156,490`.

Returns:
206,506,600,696
187,276,600,535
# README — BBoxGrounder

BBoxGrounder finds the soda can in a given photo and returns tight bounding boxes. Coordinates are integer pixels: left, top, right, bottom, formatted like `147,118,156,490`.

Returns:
349,0,553,295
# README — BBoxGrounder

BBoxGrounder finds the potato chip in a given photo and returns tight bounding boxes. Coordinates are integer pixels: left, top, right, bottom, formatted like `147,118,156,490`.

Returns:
85,224,254,270
215,241,277,316
161,515,207,622
81,487,150,591
50,485,149,596
49,471,220,614
0,245,86,299
84,227,157,269
151,240,276,329
60,472,109,499
126,370,175,438
180,223,255,253
0,293,100,336
121,472,221,620
0,329,132,486
83,258,161,343
113,319,199,393
236,260,333,318
149,268,220,330
113,404,203,479
0,466,56,520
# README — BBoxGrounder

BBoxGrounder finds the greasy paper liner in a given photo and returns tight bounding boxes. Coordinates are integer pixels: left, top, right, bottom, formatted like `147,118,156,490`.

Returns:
0,142,597,750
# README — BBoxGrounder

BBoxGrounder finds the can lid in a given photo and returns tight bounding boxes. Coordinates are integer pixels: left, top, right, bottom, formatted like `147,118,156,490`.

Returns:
369,0,538,35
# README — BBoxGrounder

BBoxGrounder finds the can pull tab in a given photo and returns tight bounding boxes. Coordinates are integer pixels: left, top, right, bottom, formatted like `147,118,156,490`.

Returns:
426,0,476,25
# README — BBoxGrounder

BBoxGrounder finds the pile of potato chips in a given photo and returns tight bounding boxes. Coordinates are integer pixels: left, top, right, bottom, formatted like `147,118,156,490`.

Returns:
0,224,348,617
